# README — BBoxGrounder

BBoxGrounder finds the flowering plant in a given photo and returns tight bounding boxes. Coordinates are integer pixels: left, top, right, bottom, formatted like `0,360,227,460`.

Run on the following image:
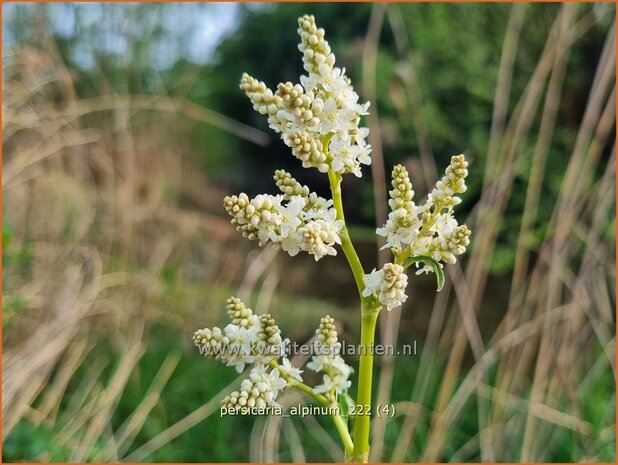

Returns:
194,15,470,463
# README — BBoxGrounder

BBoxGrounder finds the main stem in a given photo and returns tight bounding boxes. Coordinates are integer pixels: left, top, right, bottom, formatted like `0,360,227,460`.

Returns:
351,309,379,462
328,170,379,462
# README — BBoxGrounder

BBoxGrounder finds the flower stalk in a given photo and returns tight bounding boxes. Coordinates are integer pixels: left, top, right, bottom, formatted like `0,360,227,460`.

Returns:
274,359,354,456
327,169,369,303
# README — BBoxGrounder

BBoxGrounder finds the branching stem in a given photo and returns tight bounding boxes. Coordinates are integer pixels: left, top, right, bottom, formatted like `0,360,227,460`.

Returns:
327,167,381,462
327,170,370,306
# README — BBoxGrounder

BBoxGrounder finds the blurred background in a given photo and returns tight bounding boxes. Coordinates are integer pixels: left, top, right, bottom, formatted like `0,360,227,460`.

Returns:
2,2,615,462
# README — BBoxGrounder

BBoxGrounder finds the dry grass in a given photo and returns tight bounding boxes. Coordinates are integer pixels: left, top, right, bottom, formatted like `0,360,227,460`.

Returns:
380,4,614,462
2,41,273,461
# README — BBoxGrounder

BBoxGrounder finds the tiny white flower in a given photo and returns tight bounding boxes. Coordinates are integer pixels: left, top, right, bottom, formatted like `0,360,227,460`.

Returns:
224,324,257,372
279,230,302,257
377,208,422,250
355,101,370,116
228,365,288,408
330,373,352,394
312,374,333,394
281,358,304,381
319,98,357,135
362,268,382,298
267,368,288,392
307,354,327,372
329,355,352,378
313,373,351,395
300,73,320,93
354,127,370,145
320,67,346,93
275,195,305,238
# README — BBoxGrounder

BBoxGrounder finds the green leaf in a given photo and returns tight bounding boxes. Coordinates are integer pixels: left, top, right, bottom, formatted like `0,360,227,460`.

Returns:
401,255,445,291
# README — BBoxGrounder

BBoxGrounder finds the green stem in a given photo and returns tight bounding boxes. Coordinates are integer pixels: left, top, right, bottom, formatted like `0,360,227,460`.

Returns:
327,167,380,462
351,309,379,462
291,379,354,456
275,361,354,457
327,170,369,304
332,410,355,457
395,247,410,265
287,378,329,406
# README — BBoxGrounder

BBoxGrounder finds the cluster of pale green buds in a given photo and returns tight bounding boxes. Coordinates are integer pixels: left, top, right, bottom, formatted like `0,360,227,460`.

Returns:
240,14,371,177
307,316,353,398
224,170,343,261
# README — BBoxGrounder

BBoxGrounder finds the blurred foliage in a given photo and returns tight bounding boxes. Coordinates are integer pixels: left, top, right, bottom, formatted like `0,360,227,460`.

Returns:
2,221,33,280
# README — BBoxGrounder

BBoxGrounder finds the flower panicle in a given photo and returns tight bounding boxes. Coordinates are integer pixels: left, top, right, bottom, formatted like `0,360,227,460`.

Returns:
284,130,330,173
258,313,283,346
316,314,338,348
194,296,296,409
297,14,335,76
194,296,281,368
224,171,343,261
208,16,474,430
430,154,469,208
306,315,353,398
240,14,371,177
377,154,472,274
226,296,254,327
239,73,280,118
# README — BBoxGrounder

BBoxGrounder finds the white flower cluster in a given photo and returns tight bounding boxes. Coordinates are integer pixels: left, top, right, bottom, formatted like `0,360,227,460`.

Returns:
194,296,295,409
224,170,344,261
222,365,287,410
194,300,352,408
307,315,353,397
240,15,371,177
193,296,288,373
377,155,471,273
362,263,409,311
